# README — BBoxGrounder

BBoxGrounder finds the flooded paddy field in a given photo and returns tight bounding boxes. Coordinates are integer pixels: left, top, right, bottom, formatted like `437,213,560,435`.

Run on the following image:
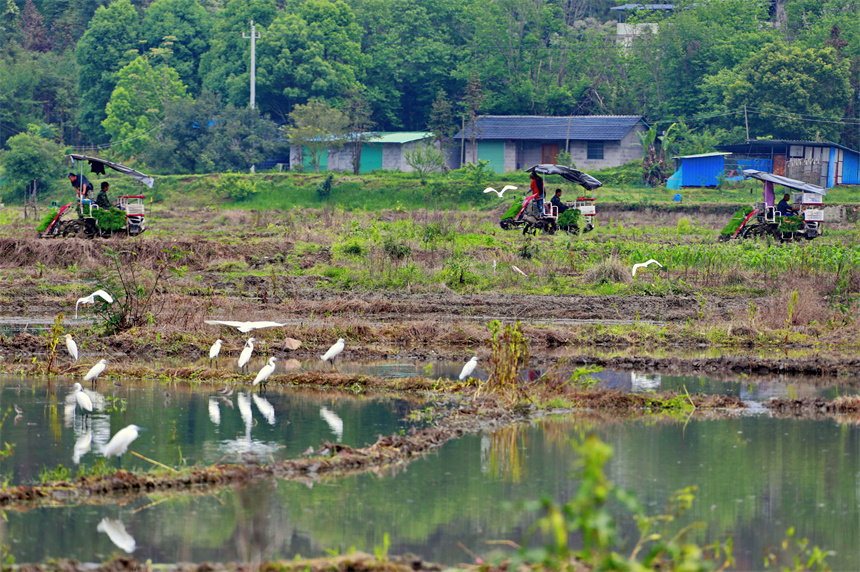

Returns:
2,210,860,570
0,368,859,569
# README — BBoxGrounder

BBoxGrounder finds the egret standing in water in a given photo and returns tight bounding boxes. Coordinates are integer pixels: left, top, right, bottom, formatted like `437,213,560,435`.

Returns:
459,356,479,380
75,289,114,319
321,339,345,370
65,334,79,362
72,382,93,419
253,357,278,391
209,339,223,366
84,359,108,388
237,338,255,373
103,424,144,467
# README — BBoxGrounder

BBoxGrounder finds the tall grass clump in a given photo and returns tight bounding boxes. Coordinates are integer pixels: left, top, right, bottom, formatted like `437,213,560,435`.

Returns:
583,256,632,285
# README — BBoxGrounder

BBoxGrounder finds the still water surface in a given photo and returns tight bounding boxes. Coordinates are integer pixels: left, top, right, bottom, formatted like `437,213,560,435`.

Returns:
1,376,859,569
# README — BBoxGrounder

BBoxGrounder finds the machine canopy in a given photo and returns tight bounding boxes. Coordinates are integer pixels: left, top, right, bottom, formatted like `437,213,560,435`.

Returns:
526,164,603,191
742,169,826,196
67,154,155,189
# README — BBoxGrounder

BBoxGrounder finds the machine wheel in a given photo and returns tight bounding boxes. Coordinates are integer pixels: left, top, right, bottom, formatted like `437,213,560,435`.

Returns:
543,221,557,235
500,217,516,230
741,224,777,241
61,220,85,238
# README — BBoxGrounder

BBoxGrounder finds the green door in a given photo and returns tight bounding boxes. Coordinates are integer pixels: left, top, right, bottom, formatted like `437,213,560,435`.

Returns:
477,141,505,174
360,144,383,173
302,148,327,171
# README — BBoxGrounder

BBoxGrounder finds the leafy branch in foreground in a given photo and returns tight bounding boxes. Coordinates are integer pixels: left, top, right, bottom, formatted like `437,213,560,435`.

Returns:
87,245,189,335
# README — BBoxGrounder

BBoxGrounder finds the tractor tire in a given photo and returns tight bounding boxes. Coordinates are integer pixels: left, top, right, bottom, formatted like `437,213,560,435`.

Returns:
500,217,516,230
741,224,777,241
61,220,85,238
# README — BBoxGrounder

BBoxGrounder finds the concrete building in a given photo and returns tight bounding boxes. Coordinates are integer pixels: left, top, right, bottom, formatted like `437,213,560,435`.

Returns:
289,132,437,173
453,115,647,174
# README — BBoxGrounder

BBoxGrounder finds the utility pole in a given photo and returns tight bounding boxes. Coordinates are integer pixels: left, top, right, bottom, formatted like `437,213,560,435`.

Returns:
744,105,750,141
242,20,261,109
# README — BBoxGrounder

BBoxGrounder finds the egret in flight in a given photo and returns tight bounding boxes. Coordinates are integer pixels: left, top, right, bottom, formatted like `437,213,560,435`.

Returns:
483,185,518,198
75,289,114,319
321,339,345,370
631,259,663,277
205,320,286,333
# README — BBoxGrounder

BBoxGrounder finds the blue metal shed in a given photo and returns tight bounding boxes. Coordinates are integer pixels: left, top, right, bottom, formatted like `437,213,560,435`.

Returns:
668,152,730,189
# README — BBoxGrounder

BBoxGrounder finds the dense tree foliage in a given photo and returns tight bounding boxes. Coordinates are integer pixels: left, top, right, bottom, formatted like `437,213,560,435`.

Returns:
0,0,856,176
0,127,64,200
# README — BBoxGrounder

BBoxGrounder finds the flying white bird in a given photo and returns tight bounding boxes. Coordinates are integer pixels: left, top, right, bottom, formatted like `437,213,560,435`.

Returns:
103,424,144,459
75,289,114,319
320,407,344,441
631,259,663,277
511,265,529,278
204,320,286,333
483,185,518,198
208,339,223,364
321,338,345,369
237,338,255,373
83,359,107,387
65,334,79,361
72,382,93,415
459,356,479,380
253,357,278,388
97,518,137,553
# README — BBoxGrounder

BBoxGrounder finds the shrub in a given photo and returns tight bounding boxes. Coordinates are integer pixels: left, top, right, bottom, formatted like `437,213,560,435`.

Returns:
218,173,258,201
583,256,632,285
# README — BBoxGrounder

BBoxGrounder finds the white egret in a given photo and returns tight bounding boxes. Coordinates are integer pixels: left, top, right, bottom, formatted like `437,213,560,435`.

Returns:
204,320,286,333
511,265,529,278
75,289,114,319
459,356,479,380
97,518,136,553
483,185,518,198
83,359,108,387
13,404,23,415
320,407,344,441
72,382,93,415
631,259,663,277
237,338,255,373
321,338,345,369
252,394,276,425
103,424,144,460
65,334,79,361
208,339,223,365
252,357,278,389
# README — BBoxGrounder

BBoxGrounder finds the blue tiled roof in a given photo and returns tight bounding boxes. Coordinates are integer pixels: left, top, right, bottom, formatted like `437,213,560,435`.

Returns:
454,115,645,141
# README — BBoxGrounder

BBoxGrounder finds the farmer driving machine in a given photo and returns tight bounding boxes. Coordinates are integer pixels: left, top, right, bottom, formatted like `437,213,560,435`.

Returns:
39,154,153,239
719,169,826,242
499,164,603,235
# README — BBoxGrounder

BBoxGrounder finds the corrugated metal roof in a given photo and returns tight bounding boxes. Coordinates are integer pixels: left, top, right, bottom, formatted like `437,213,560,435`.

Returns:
368,132,433,144
716,139,859,155
672,152,731,159
610,4,676,10
455,115,644,141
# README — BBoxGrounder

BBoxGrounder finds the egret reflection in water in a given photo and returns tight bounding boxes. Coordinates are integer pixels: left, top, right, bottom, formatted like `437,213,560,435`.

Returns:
208,397,221,425
73,429,92,464
320,407,344,441
97,517,136,553
252,394,276,425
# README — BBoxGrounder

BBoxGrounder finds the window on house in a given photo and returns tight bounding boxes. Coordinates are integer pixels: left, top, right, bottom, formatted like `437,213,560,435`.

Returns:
587,141,604,160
